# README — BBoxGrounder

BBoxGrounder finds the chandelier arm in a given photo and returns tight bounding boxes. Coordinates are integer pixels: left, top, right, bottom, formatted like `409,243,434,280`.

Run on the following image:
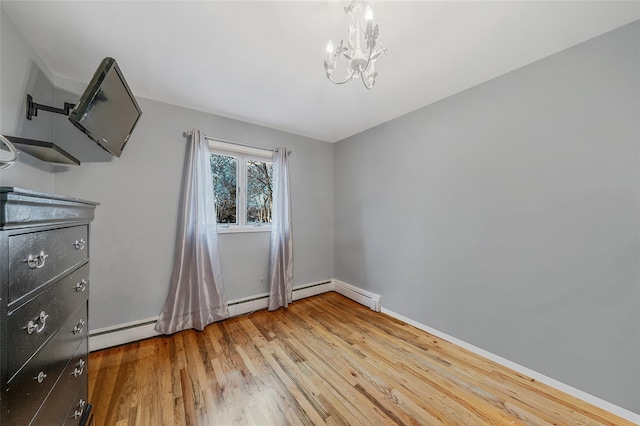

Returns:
328,69,358,85
360,70,374,90
359,47,376,90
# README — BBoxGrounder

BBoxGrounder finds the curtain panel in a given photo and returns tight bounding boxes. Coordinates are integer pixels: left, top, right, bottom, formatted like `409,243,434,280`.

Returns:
155,129,229,334
268,148,294,310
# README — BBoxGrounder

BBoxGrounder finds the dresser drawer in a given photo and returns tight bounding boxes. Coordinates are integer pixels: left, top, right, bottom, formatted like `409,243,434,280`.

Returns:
7,264,90,380
31,341,88,426
8,225,89,304
4,303,88,424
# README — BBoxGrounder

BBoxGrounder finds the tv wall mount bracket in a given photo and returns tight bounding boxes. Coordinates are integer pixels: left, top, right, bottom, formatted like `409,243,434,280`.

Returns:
26,94,75,120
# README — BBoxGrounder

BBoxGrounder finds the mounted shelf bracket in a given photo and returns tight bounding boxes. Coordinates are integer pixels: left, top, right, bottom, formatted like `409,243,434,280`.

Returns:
26,94,75,120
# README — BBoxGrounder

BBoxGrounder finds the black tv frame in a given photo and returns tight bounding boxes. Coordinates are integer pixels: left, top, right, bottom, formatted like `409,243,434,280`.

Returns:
68,57,142,157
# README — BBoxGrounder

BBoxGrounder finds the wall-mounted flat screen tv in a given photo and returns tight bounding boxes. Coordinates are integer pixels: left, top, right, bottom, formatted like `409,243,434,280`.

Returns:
68,57,142,157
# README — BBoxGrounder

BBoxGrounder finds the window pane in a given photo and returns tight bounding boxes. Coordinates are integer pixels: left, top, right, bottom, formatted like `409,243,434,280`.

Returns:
246,159,273,224
210,154,237,224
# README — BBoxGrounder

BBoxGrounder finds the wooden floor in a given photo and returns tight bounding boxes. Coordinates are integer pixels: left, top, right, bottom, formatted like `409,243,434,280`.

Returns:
89,292,633,425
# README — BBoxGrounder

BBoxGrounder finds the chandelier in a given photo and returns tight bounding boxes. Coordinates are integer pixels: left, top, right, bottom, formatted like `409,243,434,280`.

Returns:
324,0,386,89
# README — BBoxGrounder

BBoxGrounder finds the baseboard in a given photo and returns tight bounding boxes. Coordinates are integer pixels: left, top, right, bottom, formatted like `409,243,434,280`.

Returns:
294,280,335,301
334,279,381,311
89,317,161,352
381,307,640,424
89,280,335,351
333,280,382,312
227,292,270,317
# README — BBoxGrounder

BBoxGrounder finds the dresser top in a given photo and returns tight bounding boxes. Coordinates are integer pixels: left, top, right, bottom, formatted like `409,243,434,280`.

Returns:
1,187,98,229
0,187,98,206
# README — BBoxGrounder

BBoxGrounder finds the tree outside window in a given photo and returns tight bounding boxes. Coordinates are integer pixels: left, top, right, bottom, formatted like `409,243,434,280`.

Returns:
210,154,237,224
210,153,273,228
247,160,273,224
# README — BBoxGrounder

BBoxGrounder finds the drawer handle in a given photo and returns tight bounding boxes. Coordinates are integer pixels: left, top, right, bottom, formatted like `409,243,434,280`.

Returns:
73,359,86,377
72,399,86,420
26,311,49,334
26,251,48,269
75,278,89,292
73,319,86,335
35,371,47,383
74,238,86,250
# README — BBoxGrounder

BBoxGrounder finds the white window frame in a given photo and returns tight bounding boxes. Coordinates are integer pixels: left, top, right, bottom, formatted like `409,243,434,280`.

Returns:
209,140,273,234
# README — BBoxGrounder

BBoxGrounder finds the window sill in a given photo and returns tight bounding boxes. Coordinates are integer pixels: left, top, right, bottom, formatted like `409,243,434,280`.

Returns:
217,226,271,234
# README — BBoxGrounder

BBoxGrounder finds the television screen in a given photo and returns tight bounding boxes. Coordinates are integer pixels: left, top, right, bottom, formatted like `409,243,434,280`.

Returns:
68,57,142,157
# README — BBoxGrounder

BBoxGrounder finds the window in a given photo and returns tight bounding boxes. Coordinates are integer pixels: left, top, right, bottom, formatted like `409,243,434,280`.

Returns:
209,141,273,232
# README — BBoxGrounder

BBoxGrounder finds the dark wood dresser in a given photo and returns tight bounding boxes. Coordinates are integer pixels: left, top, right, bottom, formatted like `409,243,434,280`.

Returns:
0,187,98,425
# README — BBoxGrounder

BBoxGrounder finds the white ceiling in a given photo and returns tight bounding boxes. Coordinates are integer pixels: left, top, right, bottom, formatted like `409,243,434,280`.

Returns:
2,1,638,143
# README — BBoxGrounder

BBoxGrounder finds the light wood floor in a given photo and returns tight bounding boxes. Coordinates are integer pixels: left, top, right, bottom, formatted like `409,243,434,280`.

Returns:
89,292,633,425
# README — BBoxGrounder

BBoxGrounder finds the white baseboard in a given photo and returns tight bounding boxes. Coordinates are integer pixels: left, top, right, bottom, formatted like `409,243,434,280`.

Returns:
225,280,337,317
227,293,269,317
294,280,335,301
381,307,640,424
89,280,335,351
334,279,381,311
89,317,161,352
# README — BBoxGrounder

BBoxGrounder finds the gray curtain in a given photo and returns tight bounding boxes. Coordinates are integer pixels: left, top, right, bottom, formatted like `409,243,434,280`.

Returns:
268,148,294,310
155,129,228,334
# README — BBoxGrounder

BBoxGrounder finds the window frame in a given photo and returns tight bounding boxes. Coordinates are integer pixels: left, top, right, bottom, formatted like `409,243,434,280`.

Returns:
209,140,273,234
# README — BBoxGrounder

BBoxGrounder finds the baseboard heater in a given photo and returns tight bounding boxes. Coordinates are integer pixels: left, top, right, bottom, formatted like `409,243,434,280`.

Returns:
89,280,380,351
90,319,157,338
89,280,337,351
334,280,381,312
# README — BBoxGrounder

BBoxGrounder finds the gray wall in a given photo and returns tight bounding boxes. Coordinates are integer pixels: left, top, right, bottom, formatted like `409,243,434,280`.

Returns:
0,7,56,190
334,21,639,413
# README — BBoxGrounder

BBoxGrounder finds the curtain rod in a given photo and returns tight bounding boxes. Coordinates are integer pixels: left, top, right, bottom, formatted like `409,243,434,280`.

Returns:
183,131,290,155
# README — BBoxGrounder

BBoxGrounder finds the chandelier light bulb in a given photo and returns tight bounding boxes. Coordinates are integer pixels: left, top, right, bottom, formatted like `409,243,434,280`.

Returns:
326,40,334,54
364,5,373,22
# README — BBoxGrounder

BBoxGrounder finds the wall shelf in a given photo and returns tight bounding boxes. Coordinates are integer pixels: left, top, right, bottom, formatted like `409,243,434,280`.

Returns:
2,136,80,166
